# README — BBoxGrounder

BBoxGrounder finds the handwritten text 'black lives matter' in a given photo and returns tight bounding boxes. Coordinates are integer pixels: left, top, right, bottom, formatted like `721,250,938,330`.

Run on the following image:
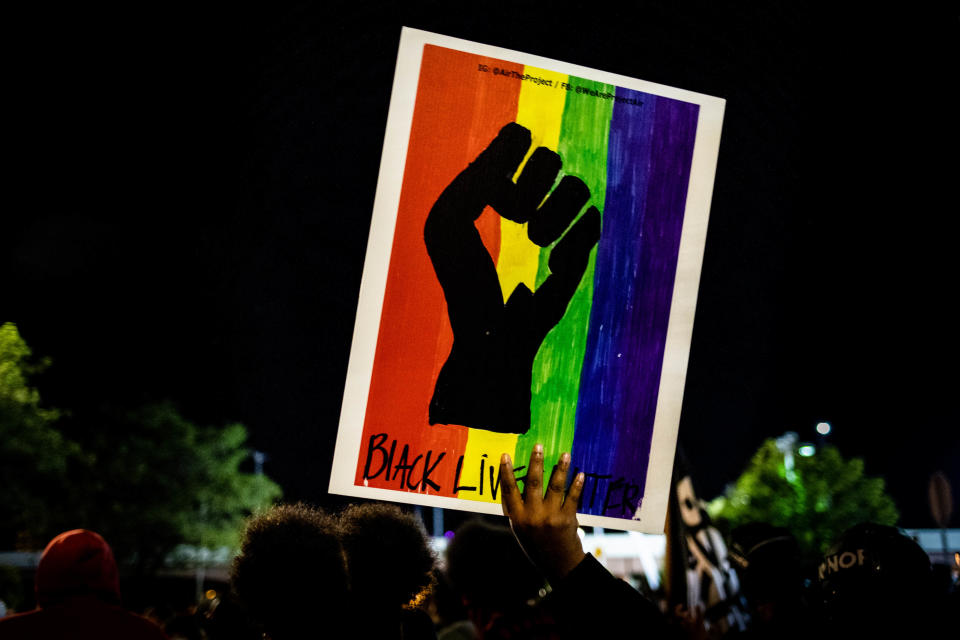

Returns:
361,433,642,517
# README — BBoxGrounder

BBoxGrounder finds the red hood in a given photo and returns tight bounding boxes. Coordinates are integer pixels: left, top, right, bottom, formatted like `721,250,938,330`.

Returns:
35,529,121,607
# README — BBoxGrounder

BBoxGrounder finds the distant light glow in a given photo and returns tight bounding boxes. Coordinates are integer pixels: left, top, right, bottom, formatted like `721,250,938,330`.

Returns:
444,530,455,539
816,422,832,435
798,445,816,457
205,589,217,600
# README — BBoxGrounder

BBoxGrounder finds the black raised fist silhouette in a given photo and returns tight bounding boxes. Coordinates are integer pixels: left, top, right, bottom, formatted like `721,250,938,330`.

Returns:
424,123,601,434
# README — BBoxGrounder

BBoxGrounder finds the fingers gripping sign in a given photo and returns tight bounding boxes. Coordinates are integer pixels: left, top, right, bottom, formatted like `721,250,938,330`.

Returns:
425,123,602,435
500,444,587,582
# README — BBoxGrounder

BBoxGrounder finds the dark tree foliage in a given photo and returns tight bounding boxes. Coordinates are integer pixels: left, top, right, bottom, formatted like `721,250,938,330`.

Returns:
0,323,281,567
72,402,282,570
0,323,84,548
710,438,898,561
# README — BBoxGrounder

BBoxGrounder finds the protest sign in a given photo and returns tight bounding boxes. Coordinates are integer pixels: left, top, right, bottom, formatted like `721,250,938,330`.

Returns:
329,27,724,532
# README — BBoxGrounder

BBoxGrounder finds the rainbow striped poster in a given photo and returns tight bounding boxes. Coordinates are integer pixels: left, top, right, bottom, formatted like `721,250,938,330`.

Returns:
330,28,724,532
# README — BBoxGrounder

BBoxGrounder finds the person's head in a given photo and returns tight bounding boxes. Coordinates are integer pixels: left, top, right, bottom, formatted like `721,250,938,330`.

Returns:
445,519,544,624
337,502,436,613
231,504,348,640
817,522,932,634
35,529,121,608
728,523,803,621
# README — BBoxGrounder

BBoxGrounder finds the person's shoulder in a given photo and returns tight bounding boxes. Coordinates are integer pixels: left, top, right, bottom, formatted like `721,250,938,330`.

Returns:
0,602,168,640
438,619,479,640
98,604,169,639
0,609,30,622
401,607,439,640
0,609,39,624
0,609,47,629
0,609,59,639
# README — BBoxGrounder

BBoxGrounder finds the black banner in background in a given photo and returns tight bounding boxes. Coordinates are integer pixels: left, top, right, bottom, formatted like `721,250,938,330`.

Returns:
666,446,747,633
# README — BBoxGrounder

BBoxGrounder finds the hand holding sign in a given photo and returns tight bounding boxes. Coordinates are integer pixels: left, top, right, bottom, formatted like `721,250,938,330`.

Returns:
499,444,586,582
424,123,601,434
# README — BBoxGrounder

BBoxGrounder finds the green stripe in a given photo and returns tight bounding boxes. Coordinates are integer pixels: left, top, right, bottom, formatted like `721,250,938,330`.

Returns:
518,77,614,468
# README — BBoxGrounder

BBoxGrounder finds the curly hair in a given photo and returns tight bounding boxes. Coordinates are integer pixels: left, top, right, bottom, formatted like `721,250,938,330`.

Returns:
231,503,348,640
445,519,545,611
337,502,436,610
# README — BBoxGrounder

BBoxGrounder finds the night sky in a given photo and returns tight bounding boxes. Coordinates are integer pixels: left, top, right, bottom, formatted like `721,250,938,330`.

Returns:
7,3,959,529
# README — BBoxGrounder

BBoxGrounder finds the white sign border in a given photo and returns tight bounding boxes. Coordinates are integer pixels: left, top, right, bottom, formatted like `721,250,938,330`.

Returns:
329,27,725,533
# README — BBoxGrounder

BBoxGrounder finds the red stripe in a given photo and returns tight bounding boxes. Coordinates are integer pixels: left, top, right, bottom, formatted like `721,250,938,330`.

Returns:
354,46,521,494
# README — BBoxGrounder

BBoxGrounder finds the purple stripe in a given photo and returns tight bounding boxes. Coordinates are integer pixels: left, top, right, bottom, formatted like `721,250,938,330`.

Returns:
571,91,699,518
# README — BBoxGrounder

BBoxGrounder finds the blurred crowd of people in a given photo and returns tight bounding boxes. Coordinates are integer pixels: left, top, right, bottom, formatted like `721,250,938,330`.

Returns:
0,447,956,639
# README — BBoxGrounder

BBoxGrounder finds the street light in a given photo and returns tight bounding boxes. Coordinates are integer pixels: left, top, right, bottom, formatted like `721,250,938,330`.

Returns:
816,422,831,436
775,432,799,482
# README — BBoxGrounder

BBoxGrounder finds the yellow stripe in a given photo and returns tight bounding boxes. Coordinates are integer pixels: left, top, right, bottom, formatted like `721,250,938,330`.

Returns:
457,430,518,503
460,67,568,505
495,66,569,299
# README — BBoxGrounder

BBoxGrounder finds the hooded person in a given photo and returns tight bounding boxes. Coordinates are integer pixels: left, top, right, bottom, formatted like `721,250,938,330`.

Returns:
0,529,168,639
816,522,944,638
726,523,812,639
